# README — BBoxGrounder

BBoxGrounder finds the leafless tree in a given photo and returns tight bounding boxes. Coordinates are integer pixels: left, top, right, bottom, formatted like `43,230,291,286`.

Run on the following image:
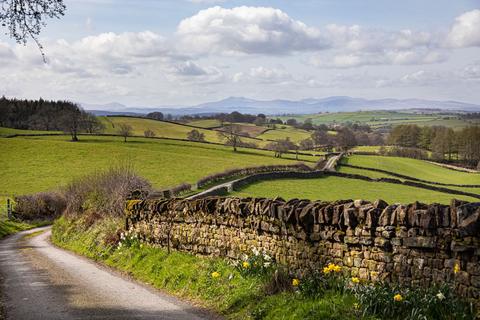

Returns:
187,129,205,142
58,104,83,141
117,124,133,142
217,125,243,152
144,129,156,138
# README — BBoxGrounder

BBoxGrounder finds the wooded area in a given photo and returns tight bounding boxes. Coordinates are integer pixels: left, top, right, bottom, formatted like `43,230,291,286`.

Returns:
388,124,480,165
0,97,103,140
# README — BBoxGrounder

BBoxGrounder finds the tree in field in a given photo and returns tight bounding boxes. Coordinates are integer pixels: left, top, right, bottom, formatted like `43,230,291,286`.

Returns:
83,113,105,134
117,124,133,142
334,127,357,151
311,130,330,147
1,0,66,60
266,138,296,158
299,138,314,150
217,125,242,152
144,129,155,138
59,104,84,141
187,129,205,142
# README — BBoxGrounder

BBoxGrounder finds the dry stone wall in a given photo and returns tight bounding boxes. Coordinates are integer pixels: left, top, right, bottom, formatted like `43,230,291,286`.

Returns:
126,197,480,302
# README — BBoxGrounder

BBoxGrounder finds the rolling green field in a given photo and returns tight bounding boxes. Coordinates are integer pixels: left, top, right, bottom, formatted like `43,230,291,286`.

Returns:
100,117,276,147
231,176,477,204
100,116,228,143
0,135,314,197
343,155,480,185
277,111,475,129
337,165,480,195
99,117,323,147
257,126,312,143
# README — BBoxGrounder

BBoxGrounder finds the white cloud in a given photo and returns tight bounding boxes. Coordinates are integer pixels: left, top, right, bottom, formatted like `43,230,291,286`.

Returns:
176,6,326,55
447,10,480,47
233,66,292,83
0,41,15,60
169,61,224,84
310,49,445,68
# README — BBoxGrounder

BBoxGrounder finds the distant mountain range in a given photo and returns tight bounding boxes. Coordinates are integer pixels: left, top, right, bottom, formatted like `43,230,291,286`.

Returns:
82,96,480,116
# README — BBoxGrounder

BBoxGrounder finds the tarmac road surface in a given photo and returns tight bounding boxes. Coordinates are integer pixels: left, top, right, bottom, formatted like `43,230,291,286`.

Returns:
0,227,211,320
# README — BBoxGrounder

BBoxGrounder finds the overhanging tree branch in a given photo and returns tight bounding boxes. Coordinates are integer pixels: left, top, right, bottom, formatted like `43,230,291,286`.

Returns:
0,0,66,61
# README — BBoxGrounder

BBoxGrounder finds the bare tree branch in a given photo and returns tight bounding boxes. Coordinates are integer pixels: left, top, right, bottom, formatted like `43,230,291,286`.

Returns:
0,0,66,61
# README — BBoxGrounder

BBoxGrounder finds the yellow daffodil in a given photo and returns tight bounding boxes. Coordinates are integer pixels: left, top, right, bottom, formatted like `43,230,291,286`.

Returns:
211,271,220,278
454,263,460,274
393,294,403,302
351,277,360,284
353,303,360,310
292,278,300,287
323,263,341,274
242,261,251,269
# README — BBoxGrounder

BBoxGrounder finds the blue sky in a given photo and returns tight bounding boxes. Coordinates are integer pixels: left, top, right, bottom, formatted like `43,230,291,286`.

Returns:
1,0,480,107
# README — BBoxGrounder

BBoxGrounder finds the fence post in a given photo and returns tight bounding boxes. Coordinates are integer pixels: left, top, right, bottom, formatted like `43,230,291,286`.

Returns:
7,198,12,220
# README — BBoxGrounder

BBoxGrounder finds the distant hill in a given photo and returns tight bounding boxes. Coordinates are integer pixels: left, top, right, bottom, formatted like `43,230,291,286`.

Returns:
82,96,480,116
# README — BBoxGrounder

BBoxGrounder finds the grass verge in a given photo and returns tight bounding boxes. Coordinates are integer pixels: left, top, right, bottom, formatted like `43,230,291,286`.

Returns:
51,215,366,320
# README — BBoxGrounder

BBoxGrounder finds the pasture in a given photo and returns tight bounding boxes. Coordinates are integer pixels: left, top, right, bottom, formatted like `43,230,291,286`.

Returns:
257,125,312,143
342,155,480,185
0,135,314,198
277,111,475,129
100,116,228,143
184,119,222,128
231,175,477,204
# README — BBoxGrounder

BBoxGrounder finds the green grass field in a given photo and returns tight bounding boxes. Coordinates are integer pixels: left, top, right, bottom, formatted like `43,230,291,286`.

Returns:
0,135,314,197
0,127,59,136
100,117,272,147
257,126,312,143
100,116,225,142
277,111,475,129
343,155,480,185
185,119,222,128
337,166,480,195
231,176,477,204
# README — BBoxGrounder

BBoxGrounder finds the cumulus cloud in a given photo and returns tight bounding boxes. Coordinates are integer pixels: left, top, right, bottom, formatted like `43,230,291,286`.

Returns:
309,24,444,68
12,31,174,77
176,6,326,55
447,10,480,47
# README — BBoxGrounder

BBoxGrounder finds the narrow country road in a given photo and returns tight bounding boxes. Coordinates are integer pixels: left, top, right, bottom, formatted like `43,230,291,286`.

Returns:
323,154,341,172
0,227,211,320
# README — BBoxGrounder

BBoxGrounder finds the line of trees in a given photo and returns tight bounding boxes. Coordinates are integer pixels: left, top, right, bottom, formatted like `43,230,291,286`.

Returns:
0,97,104,141
388,124,480,165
